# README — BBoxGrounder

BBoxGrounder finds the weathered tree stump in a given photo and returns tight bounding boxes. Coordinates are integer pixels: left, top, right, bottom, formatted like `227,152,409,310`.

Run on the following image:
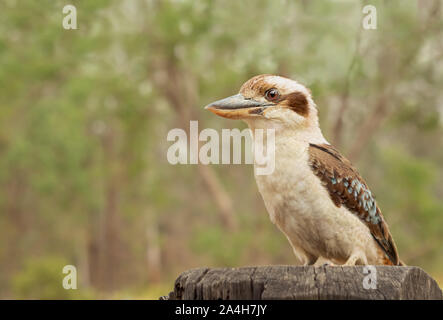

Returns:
166,266,442,300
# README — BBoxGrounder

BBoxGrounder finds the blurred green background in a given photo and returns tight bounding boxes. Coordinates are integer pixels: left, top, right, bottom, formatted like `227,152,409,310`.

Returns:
0,0,442,299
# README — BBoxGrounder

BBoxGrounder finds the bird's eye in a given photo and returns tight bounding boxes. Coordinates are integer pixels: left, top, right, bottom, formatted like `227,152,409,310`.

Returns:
265,89,280,101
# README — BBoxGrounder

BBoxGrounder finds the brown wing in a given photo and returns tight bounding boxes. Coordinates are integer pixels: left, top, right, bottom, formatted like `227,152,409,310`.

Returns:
308,143,400,265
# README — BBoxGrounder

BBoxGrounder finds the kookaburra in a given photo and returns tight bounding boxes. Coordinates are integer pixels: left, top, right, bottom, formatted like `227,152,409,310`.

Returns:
205,74,403,266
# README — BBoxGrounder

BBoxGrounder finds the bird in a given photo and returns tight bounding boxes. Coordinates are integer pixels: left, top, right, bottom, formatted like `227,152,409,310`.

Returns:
205,74,403,266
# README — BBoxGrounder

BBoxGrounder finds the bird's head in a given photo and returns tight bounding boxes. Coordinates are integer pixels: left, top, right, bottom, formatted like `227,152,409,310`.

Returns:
205,74,319,130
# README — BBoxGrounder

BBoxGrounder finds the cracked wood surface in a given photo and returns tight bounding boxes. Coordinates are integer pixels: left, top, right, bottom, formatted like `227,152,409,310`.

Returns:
166,266,442,300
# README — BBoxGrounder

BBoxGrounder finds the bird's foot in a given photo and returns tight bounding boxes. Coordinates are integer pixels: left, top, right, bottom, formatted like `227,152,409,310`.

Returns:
313,256,335,267
322,262,335,267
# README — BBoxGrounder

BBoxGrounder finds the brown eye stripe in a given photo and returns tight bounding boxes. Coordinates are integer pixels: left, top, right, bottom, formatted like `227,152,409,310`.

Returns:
279,92,309,117
239,75,309,117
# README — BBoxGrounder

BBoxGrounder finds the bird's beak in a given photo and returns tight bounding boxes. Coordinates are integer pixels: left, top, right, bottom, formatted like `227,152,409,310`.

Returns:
205,94,272,119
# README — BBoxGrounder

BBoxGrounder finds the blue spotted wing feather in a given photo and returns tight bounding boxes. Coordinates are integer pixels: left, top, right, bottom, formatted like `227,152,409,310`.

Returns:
308,143,400,265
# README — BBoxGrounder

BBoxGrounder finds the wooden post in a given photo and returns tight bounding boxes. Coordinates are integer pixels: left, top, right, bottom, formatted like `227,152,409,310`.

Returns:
164,266,442,300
